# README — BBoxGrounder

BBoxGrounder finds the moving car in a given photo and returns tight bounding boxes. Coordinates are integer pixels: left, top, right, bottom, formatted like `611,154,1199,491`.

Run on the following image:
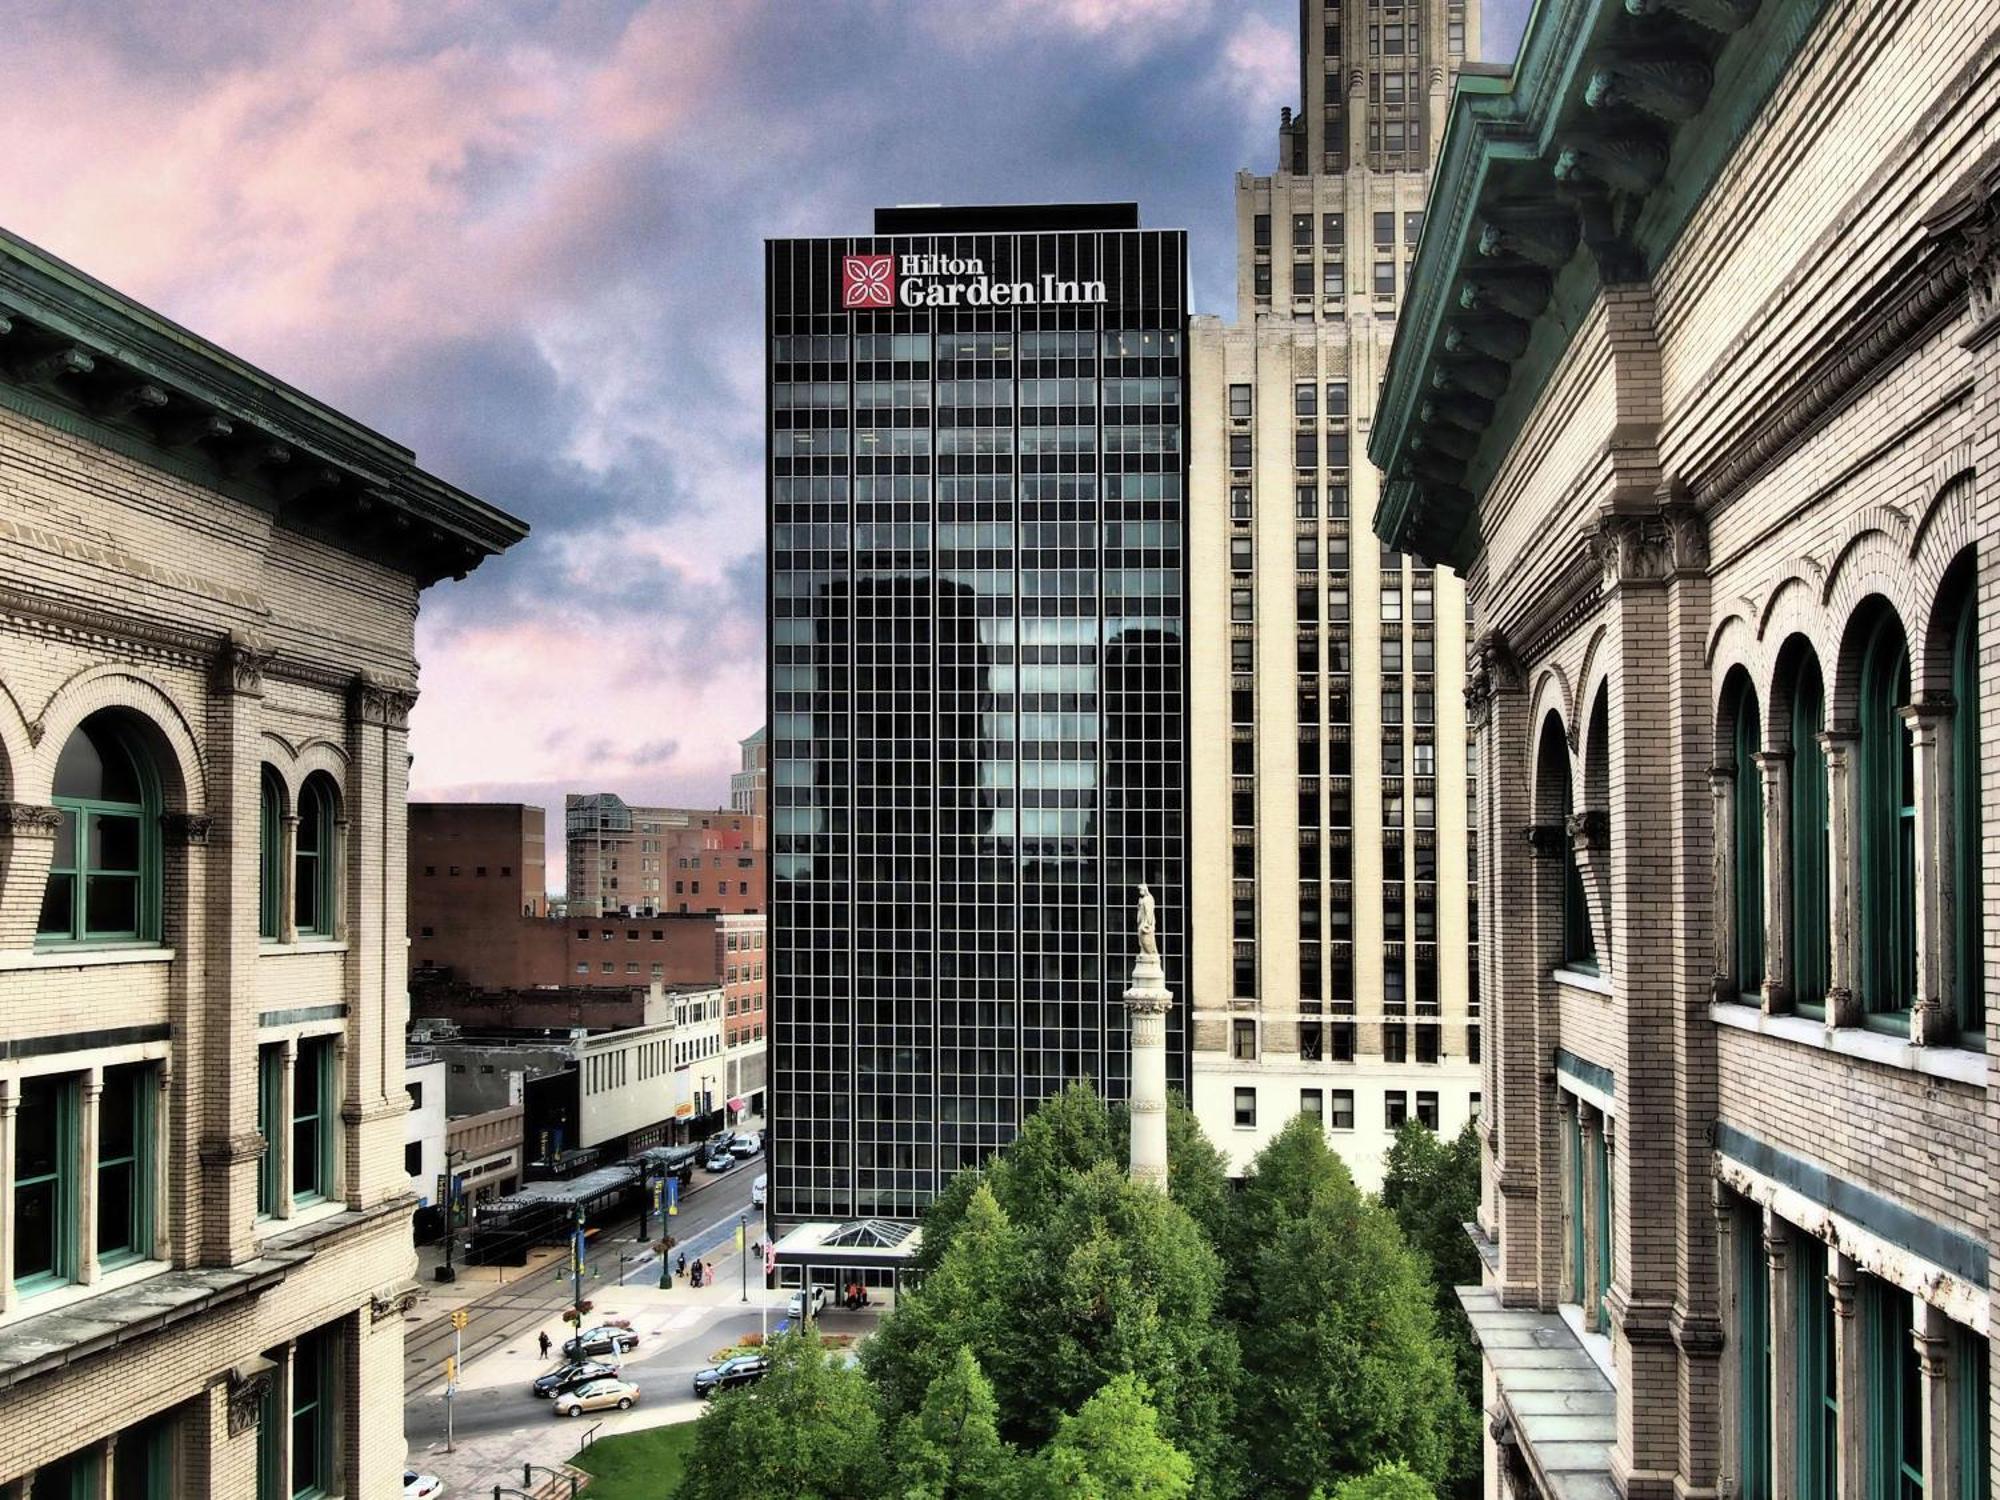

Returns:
531,1359,620,1399
702,1144,735,1173
787,1285,828,1321
750,1173,766,1208
693,1354,771,1398
562,1325,640,1359
553,1376,639,1417
403,1474,444,1500
728,1130,762,1158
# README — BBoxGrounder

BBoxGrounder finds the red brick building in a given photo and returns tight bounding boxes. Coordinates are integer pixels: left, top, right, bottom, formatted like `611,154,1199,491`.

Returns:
563,793,763,918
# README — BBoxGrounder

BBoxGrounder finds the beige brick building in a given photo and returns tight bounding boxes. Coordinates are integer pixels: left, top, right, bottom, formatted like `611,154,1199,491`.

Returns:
1189,0,1483,1187
0,228,523,1495
1369,0,2000,1493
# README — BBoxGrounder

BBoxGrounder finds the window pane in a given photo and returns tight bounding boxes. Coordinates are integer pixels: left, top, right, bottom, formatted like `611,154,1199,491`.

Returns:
91,812,140,873
84,874,139,936
38,872,74,938
15,1076,68,1284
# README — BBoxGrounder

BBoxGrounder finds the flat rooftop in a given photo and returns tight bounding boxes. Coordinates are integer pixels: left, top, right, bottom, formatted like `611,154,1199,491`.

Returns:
872,203,1141,234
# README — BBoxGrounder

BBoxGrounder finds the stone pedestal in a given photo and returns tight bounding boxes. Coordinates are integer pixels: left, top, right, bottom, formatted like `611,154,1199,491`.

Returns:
1124,951,1175,1191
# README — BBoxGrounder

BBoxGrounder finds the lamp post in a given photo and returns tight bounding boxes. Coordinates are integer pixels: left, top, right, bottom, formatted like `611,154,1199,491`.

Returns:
739,1213,748,1303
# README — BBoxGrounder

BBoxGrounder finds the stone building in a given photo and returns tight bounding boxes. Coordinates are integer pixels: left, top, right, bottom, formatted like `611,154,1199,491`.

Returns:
563,792,762,919
1189,0,1483,1187
0,227,523,1495
1370,0,2000,1494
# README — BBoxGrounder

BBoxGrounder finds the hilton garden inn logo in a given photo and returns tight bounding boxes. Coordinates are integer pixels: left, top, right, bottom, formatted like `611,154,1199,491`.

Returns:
841,252,1107,310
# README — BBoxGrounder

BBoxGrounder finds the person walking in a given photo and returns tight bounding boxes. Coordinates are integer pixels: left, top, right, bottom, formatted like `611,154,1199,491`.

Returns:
676,1251,687,1281
538,1330,552,1362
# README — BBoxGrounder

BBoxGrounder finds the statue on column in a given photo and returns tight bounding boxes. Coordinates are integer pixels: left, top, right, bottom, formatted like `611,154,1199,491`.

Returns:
1136,881,1158,961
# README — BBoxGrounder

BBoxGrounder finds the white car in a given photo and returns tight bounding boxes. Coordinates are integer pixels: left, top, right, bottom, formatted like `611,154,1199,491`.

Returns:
403,1473,444,1499
788,1285,828,1320
751,1173,767,1208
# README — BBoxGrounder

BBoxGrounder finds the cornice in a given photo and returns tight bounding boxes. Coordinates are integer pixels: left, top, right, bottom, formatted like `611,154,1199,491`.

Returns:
0,228,526,586
1368,0,1831,569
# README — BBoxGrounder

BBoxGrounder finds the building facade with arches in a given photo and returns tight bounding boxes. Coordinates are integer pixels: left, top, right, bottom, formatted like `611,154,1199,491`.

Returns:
0,228,524,1495
1369,0,2000,1495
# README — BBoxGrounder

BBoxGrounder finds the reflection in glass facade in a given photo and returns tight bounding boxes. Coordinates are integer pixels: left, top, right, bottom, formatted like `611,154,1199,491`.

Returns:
767,212,1190,1220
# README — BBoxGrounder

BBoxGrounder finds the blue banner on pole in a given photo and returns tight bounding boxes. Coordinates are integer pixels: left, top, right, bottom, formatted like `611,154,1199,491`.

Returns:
666,1175,680,1216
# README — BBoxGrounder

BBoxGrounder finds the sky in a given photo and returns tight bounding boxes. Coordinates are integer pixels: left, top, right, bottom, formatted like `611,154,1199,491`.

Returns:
0,0,1532,838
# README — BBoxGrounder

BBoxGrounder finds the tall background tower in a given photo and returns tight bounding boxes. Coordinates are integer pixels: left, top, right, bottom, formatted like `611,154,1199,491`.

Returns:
1188,0,1482,1189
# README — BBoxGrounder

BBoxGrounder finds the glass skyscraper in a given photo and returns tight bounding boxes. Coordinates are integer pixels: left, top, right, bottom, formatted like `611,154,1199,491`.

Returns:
767,205,1190,1221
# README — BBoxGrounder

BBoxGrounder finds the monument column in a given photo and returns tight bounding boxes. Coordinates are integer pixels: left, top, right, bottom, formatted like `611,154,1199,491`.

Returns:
1125,882,1175,1190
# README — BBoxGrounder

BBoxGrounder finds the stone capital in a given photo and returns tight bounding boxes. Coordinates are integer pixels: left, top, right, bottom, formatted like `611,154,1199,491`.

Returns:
0,801,64,839
1522,822,1568,859
214,630,275,698
161,811,214,847
1566,809,1610,852
351,671,418,730
199,1130,268,1168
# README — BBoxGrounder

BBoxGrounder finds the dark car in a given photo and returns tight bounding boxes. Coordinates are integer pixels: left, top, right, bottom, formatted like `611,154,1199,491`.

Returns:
531,1359,620,1398
562,1326,640,1359
693,1354,770,1398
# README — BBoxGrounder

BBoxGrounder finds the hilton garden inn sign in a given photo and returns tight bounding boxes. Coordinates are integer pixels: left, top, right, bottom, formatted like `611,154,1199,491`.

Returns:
842,252,1109,311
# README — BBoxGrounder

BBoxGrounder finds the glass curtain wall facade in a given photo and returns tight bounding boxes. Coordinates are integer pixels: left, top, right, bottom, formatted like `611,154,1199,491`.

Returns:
767,212,1190,1221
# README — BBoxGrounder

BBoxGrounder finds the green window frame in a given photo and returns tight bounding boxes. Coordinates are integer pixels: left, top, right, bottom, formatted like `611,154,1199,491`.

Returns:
109,1412,173,1500
37,716,161,946
14,1074,78,1294
257,1044,284,1217
1791,658,1831,1012
291,1327,336,1499
1560,770,1597,971
257,1355,284,1500
32,1447,101,1500
1737,1202,1772,1500
1567,1106,1586,1304
293,775,336,939
1735,693,1766,998
1858,613,1916,1022
95,1063,154,1270
1956,1327,1990,1500
260,767,284,941
1861,1277,1922,1500
1592,1123,1612,1331
1952,591,1983,1040
291,1038,335,1206
1796,1234,1838,1500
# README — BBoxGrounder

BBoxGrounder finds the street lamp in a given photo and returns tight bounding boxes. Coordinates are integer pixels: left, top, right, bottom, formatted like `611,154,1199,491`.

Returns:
436,1148,467,1283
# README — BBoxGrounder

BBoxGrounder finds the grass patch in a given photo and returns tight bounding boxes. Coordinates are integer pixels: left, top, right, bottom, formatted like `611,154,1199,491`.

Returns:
571,1419,700,1499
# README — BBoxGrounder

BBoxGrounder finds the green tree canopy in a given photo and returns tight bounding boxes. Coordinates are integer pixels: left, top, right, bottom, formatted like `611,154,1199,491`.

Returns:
1317,1461,1439,1500
1380,1121,1481,1295
890,1346,1021,1500
674,1332,884,1500
1024,1374,1195,1500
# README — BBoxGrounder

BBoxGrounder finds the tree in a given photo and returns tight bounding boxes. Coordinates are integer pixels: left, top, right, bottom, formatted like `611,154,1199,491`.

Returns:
1317,1462,1438,1500
890,1347,1021,1500
674,1332,884,1500
1229,1119,1470,1498
1109,1091,1234,1248
1024,1374,1194,1500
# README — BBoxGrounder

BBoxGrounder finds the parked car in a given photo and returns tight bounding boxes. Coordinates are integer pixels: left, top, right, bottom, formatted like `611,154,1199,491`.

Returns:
553,1376,640,1417
728,1130,762,1158
403,1473,444,1500
702,1145,736,1173
751,1173,767,1208
693,1354,771,1398
562,1326,640,1359
531,1359,620,1399
787,1285,828,1321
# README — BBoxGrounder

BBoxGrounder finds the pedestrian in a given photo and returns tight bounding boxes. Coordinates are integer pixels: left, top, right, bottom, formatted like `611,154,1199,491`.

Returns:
691,1261,703,1289
676,1251,687,1280
538,1330,551,1362
704,1260,714,1284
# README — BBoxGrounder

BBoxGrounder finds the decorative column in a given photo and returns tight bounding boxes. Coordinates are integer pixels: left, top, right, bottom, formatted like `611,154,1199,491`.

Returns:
152,1059,173,1264
1913,1298,1960,1498
1713,1188,1739,1497
1902,699,1956,1044
1709,765,1735,1003
278,813,300,946
1124,883,1174,1192
0,1079,17,1316
1568,809,1612,967
1765,1210,1799,1500
78,1068,103,1286
1819,731,1864,1027
1755,750,1793,1014
0,802,64,950
277,1040,297,1220
1829,1250,1864,1500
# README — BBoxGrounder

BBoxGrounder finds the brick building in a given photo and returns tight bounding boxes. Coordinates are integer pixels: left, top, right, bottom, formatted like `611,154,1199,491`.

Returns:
1370,0,1999,1495
0,228,523,1494
563,793,762,918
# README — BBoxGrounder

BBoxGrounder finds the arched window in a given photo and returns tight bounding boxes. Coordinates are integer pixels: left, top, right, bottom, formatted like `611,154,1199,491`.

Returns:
1789,653,1830,1011
38,714,159,944
259,767,284,941
294,774,338,938
1857,611,1915,1017
1952,586,1982,1037
1540,717,1594,969
1730,681,1764,998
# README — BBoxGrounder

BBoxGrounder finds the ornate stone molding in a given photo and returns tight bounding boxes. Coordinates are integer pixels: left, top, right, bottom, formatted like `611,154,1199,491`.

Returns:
370,1285,421,1324
1465,630,1525,731
0,801,63,838
351,672,418,730
225,1367,273,1437
1591,505,1708,588
1523,823,1568,859
161,811,214,847
214,631,274,698
1924,137,2000,349
198,1130,267,1168
1567,810,1610,852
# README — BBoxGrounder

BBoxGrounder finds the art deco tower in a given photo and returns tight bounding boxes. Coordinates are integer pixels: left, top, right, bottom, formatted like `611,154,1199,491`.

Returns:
1188,0,1483,1188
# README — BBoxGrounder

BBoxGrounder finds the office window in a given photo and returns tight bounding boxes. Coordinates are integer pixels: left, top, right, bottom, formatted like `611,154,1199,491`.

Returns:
1296,537,1317,570
294,773,338,939
1385,1090,1408,1127
1229,383,1252,418
1384,1025,1407,1063
1292,261,1314,296
1300,1089,1323,1123
1373,211,1394,248
1405,211,1425,245
1231,485,1252,520
1295,431,1318,470
1232,588,1254,623
1416,1091,1439,1130
1326,381,1348,419
1862,1276,1923,1500
1254,213,1272,249
1322,212,1344,246
1381,585,1403,623
14,1074,77,1292
1735,1200,1772,1500
1322,261,1345,297
39,713,160,944
1234,1087,1257,1128
1232,1019,1257,1060
1448,19,1465,51
1230,433,1252,468
1732,682,1766,998
1231,537,1254,573
1856,610,1915,1016
1329,1090,1355,1129
292,1037,335,1205
1952,585,1984,1035
1254,262,1272,298
1295,383,1318,418
96,1063,154,1268
1292,213,1313,248
1331,1024,1355,1062
1415,1025,1439,1064
1327,584,1349,623
260,767,284,940
291,1326,336,1499
1374,261,1396,296
1295,484,1318,519
257,1045,283,1217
